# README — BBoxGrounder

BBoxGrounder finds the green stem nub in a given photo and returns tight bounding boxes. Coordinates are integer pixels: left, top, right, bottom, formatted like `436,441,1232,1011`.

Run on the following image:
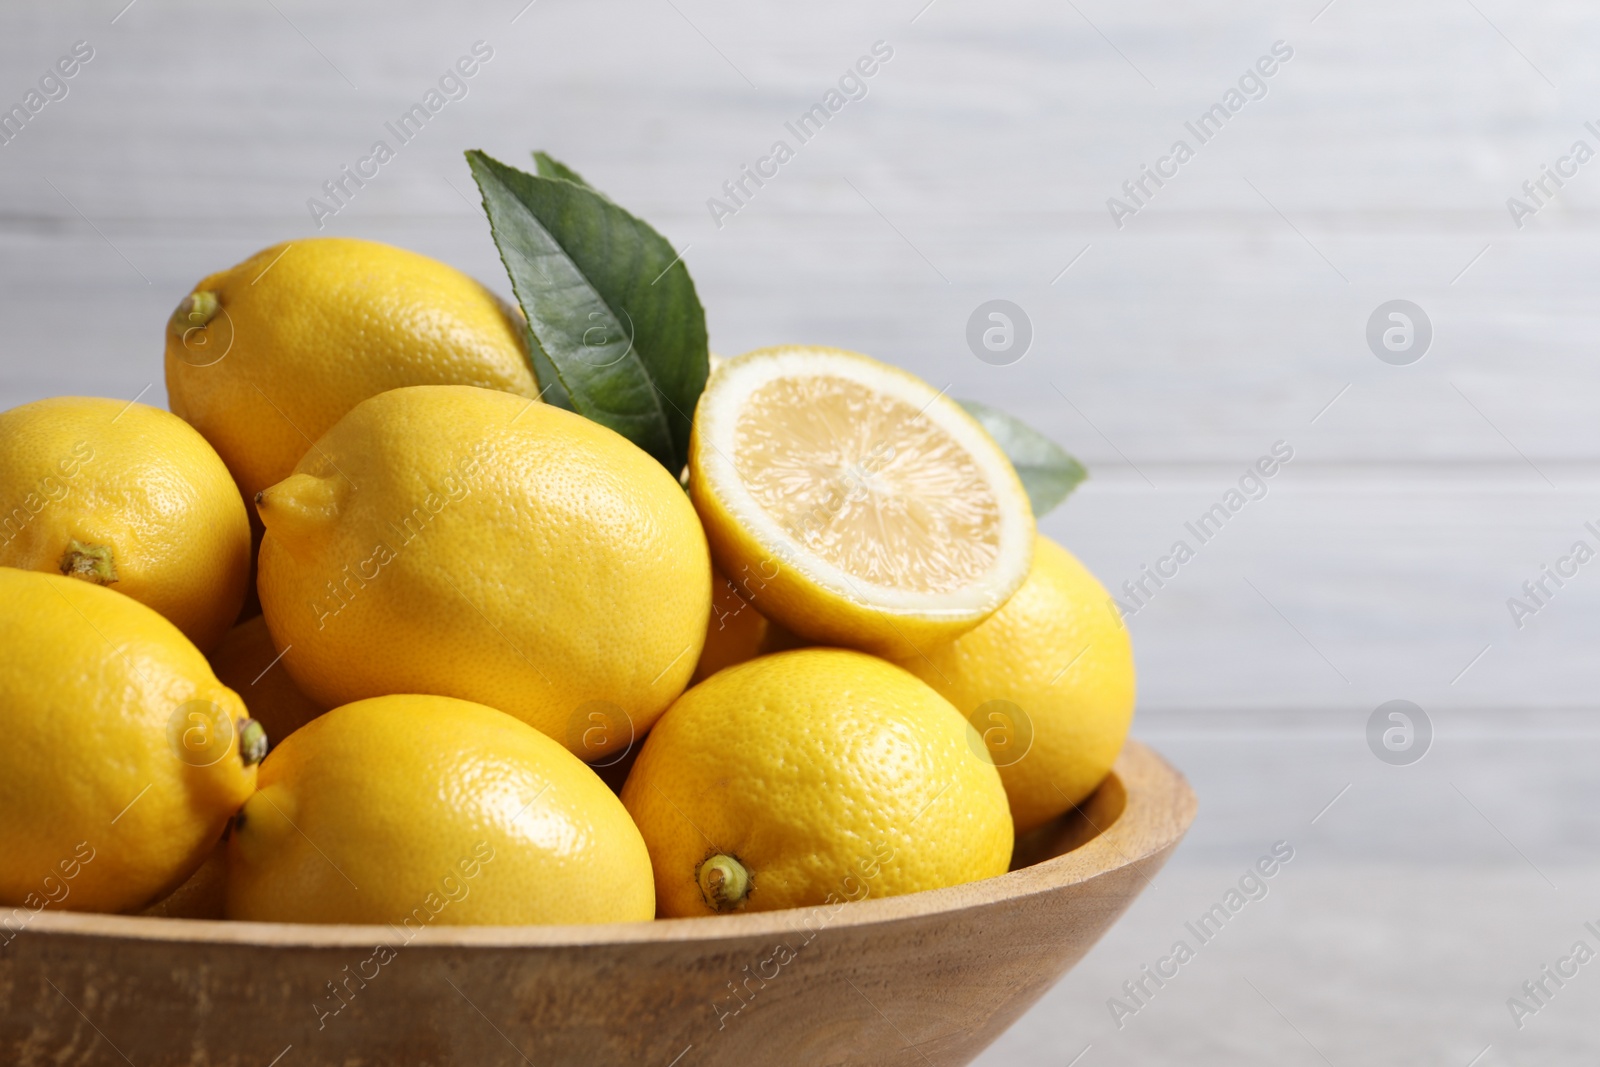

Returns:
698,854,751,913
59,540,118,585
238,719,268,767
173,291,220,331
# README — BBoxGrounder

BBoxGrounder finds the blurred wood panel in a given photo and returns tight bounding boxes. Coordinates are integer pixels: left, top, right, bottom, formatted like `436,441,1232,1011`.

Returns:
1,0,1596,717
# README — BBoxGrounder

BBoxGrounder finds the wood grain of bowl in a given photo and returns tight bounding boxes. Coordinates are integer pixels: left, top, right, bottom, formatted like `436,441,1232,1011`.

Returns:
1,740,1194,1067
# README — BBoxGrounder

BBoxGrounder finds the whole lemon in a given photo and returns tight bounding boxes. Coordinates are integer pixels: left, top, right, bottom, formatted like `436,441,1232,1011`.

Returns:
164,237,536,506
208,615,326,750
226,694,655,925
621,648,1013,916
0,397,250,652
0,567,261,914
897,535,1135,833
256,385,711,760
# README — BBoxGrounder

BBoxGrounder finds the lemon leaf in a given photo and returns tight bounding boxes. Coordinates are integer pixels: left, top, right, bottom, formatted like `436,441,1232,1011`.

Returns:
467,149,708,472
958,400,1086,517
532,151,599,193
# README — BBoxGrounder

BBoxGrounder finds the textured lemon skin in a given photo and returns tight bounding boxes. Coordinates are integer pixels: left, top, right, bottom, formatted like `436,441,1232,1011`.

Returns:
256,385,711,760
0,397,250,653
621,648,1013,916
164,237,536,506
226,694,655,925
688,347,1035,659
0,568,256,914
897,536,1135,834
209,615,326,750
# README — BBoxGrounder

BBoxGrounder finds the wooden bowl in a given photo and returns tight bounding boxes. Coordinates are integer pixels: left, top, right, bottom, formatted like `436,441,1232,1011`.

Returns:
2,740,1194,1067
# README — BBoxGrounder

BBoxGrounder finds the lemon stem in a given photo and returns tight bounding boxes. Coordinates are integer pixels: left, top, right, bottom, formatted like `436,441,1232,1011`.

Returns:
238,719,268,767
59,540,118,585
698,854,750,912
173,291,220,330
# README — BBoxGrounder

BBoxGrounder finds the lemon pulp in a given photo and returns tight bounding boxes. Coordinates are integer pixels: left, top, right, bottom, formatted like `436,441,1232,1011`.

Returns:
733,374,1002,595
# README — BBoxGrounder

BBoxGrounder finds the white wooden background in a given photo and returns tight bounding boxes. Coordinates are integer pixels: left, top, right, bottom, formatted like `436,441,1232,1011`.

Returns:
3,1,1598,1064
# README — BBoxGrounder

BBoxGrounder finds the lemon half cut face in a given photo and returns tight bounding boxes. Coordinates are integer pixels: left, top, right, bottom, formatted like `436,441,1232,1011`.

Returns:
690,346,1035,656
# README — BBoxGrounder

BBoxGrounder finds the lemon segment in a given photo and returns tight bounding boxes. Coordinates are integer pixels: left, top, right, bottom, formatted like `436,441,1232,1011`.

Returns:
690,346,1034,656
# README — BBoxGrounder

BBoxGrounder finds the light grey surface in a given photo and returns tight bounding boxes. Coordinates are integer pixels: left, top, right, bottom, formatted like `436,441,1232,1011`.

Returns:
2,1,1597,1063
977,715,1600,1066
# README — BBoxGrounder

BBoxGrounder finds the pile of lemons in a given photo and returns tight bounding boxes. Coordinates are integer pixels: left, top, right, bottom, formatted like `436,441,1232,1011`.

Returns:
0,238,1133,926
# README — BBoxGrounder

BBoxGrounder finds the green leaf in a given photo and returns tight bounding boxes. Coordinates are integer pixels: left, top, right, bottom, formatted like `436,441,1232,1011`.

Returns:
467,149,708,472
959,400,1087,518
533,151,598,192
515,148,598,412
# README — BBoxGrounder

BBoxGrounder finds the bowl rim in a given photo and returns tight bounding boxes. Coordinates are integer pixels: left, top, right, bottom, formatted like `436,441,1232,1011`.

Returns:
17,739,1195,950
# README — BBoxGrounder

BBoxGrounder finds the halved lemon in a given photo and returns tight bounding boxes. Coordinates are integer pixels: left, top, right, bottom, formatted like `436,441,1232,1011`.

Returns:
688,346,1035,657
